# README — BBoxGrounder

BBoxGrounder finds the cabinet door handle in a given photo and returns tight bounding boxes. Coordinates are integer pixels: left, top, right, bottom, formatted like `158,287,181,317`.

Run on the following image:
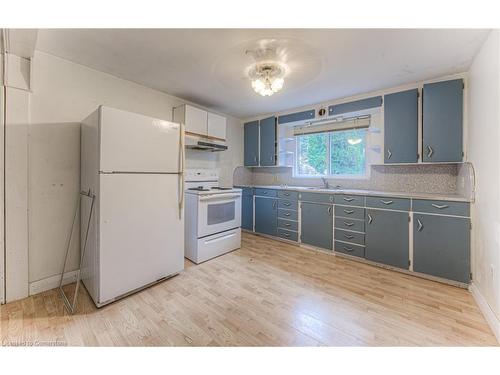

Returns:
387,148,392,159
273,201,276,209
329,196,334,202
284,192,290,196
284,212,291,216
283,202,291,206
427,145,434,158
328,206,332,215
367,214,373,224
431,204,449,209
343,197,354,202
343,234,354,239
284,233,290,237
343,221,354,227
343,246,354,252
284,223,291,227
417,219,423,232
343,209,354,214
254,156,258,162
263,191,268,194
380,200,393,205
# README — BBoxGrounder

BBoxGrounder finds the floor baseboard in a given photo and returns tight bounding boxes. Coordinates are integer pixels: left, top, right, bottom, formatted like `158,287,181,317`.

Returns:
29,270,79,296
470,283,500,344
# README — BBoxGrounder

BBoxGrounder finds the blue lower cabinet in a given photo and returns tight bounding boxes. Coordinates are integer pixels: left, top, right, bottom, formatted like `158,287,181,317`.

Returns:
241,195,253,231
335,241,365,258
365,209,410,269
278,219,298,231
300,202,333,250
254,197,277,236
277,228,298,242
413,213,470,283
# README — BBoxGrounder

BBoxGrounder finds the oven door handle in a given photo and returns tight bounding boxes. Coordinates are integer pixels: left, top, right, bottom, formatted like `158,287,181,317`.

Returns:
199,193,241,202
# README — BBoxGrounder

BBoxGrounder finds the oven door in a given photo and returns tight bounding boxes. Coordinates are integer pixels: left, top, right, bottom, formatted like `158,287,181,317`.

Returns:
197,193,242,238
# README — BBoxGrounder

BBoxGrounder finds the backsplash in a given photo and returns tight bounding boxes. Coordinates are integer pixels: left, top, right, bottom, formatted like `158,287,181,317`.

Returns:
233,163,475,199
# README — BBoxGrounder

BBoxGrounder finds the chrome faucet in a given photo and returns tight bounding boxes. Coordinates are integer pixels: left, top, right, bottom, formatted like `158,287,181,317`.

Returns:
321,177,330,189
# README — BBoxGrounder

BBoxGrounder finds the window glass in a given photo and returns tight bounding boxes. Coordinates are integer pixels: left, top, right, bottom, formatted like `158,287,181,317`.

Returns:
296,133,328,176
330,128,366,175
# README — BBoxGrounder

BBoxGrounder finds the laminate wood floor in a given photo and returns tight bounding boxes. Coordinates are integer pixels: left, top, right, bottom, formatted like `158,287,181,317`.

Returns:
1,233,497,346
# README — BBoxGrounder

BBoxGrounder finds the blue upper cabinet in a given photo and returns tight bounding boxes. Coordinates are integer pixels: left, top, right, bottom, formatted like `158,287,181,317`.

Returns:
278,109,315,124
329,96,383,116
259,116,277,166
422,79,464,162
384,89,419,163
244,120,259,166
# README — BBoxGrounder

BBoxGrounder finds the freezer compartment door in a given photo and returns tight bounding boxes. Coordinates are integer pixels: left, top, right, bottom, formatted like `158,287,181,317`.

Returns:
99,106,181,173
98,173,184,304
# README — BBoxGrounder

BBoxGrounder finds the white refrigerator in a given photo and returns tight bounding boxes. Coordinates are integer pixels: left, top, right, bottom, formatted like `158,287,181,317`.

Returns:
81,105,184,307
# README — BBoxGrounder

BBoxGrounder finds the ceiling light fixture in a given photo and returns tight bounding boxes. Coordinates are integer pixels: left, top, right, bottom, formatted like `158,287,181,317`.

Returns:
248,62,287,97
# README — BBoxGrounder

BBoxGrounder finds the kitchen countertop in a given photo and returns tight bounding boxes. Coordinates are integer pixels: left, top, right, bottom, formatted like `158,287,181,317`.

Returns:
235,184,472,202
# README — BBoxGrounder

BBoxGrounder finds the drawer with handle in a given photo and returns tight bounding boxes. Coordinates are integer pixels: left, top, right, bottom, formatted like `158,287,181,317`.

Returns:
278,199,298,211
278,209,298,221
334,229,365,246
277,190,299,200
412,199,470,217
335,241,365,258
365,196,410,211
334,217,365,232
278,219,298,231
299,192,334,204
277,228,298,242
254,188,277,197
335,194,365,207
334,205,365,220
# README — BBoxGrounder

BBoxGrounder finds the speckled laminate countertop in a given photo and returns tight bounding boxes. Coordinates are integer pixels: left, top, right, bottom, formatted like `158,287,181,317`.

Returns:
234,185,472,203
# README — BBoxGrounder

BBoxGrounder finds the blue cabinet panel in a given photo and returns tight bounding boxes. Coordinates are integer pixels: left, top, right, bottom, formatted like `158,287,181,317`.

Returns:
241,195,253,231
254,188,277,197
335,217,365,233
244,121,259,166
277,228,298,242
278,109,315,124
413,213,470,283
277,190,299,200
329,96,383,116
423,79,464,162
254,197,277,236
412,199,469,217
335,194,365,207
301,202,333,250
335,241,365,258
278,219,298,231
278,209,298,221
334,229,365,246
299,192,334,204
365,196,411,211
278,199,298,210
334,205,365,220
365,209,409,269
384,89,418,163
259,116,276,166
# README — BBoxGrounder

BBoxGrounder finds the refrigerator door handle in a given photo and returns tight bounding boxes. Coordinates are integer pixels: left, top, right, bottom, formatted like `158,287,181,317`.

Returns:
178,122,185,219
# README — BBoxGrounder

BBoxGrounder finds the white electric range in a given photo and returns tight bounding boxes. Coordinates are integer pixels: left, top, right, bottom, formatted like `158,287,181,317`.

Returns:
184,169,242,264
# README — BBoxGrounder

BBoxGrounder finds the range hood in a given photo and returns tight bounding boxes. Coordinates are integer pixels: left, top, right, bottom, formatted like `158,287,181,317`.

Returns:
185,134,227,152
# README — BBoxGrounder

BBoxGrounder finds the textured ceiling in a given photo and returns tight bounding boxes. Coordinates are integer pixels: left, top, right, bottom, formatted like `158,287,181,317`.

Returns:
36,29,489,118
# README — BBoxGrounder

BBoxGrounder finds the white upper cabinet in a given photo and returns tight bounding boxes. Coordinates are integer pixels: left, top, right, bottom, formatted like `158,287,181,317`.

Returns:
185,105,208,136
207,112,226,140
173,104,226,141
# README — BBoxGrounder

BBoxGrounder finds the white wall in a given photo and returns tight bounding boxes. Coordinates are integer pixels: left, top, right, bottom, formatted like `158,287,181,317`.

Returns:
6,51,243,299
468,30,500,338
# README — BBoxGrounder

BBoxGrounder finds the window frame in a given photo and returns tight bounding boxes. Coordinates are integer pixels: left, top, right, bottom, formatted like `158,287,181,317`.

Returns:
293,129,369,179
